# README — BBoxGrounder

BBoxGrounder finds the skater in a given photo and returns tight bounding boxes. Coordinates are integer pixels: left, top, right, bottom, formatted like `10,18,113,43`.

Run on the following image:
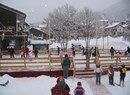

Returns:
108,64,114,85
0,80,9,87
94,64,103,85
127,46,130,59
57,46,60,55
81,46,85,55
74,81,85,95
119,64,127,87
8,47,15,58
72,44,75,57
51,76,70,95
33,48,38,58
110,47,115,59
61,54,71,79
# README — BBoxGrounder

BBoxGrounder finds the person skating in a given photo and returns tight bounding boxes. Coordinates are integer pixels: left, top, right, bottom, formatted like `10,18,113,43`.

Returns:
108,64,114,85
119,64,127,87
33,48,38,58
94,63,103,85
61,54,71,79
110,47,115,59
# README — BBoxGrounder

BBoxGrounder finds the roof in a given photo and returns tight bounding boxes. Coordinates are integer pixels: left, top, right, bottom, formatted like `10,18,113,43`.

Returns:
105,22,120,29
30,28,47,34
30,39,50,44
0,3,26,18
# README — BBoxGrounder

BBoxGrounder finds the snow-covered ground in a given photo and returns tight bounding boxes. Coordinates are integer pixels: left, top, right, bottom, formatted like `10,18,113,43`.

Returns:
0,72,130,95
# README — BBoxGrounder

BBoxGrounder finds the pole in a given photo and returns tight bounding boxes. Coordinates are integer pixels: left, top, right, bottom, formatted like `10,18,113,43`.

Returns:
107,32,109,50
95,20,99,65
48,20,51,72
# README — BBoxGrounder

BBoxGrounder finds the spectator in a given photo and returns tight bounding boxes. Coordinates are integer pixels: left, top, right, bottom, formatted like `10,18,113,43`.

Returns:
61,54,71,79
108,64,114,85
74,81,85,95
51,76,70,95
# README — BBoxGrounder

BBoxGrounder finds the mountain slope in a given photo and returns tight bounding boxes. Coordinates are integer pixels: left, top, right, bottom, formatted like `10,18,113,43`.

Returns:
102,0,130,21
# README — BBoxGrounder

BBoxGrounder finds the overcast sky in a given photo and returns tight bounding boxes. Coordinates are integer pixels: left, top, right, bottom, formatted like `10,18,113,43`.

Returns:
0,0,122,23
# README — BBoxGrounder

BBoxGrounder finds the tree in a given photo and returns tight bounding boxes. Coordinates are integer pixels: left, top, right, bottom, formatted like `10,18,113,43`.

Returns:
43,4,78,50
77,7,96,69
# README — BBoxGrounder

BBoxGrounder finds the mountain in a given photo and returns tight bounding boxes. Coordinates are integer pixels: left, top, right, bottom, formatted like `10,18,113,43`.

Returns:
102,0,130,21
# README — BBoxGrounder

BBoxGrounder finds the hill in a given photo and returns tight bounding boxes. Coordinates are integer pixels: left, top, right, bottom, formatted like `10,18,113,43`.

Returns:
102,0,130,21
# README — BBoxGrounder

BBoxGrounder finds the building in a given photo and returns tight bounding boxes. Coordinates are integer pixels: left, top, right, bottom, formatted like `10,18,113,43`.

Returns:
105,22,125,36
0,3,28,51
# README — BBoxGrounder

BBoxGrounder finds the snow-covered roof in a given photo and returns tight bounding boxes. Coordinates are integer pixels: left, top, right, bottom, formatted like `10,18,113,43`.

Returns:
105,22,120,29
122,24,128,28
30,40,50,44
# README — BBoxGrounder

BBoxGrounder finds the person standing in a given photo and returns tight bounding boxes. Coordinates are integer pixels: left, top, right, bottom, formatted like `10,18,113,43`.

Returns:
119,64,127,87
108,64,114,85
61,54,71,79
94,64,103,85
74,81,85,95
110,47,115,59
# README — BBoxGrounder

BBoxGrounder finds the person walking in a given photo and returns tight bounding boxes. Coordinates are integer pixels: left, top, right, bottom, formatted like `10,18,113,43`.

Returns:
119,64,127,87
110,47,115,59
74,81,85,95
108,64,114,85
61,54,71,79
94,64,103,85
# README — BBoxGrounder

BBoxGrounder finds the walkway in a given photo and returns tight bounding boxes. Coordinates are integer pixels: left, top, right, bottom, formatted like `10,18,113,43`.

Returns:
87,78,112,95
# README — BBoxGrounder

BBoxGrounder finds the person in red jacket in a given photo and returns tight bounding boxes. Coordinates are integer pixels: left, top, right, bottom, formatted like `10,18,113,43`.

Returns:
51,76,70,95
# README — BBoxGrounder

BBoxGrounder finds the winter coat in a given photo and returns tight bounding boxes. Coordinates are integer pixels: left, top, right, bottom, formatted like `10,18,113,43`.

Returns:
74,85,85,95
51,84,70,95
108,65,114,76
61,58,71,68
120,67,127,78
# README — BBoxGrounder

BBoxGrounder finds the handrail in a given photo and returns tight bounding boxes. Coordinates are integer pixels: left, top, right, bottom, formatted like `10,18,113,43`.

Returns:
72,58,76,78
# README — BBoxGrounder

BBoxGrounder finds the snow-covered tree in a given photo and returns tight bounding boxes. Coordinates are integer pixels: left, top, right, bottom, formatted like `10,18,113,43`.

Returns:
43,4,78,50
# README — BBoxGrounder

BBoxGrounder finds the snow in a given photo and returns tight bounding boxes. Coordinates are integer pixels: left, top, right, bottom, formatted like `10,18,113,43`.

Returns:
0,72,130,95
50,36,130,50
0,36,130,95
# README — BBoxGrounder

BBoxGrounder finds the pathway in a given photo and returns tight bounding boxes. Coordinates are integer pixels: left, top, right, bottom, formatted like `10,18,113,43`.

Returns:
87,78,112,95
